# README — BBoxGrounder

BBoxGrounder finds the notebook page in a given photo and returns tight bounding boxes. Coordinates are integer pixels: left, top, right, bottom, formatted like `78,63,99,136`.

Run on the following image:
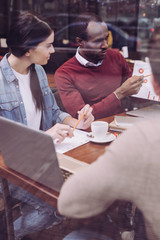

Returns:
55,129,89,154
132,60,160,101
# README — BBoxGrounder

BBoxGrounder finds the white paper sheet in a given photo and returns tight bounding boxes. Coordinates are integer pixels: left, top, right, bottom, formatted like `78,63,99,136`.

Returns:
54,129,89,154
132,60,160,101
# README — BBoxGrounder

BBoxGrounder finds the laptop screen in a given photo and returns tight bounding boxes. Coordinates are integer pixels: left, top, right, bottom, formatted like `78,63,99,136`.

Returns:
0,117,63,192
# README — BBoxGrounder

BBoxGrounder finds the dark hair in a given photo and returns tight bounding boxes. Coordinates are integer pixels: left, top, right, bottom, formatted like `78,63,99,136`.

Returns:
7,11,52,57
73,12,102,41
148,27,160,85
7,11,53,111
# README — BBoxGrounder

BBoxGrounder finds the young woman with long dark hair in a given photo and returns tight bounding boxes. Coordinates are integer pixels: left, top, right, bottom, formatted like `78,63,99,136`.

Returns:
0,11,94,239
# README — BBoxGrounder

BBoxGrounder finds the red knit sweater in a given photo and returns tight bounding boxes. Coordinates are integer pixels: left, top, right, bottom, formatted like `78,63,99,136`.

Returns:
55,49,132,119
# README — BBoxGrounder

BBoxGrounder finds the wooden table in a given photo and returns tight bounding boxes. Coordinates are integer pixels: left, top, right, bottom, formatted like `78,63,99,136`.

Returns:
0,115,116,206
0,115,119,239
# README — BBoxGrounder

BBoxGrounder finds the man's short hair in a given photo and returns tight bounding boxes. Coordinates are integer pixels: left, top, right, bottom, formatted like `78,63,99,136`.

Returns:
148,27,160,85
73,12,102,41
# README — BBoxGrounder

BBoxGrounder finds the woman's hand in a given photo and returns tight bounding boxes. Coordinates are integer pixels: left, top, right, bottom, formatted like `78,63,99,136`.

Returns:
45,123,73,143
77,104,94,130
57,104,94,137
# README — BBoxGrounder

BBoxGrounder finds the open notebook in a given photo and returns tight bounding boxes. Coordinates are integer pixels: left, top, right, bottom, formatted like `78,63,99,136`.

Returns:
0,117,89,192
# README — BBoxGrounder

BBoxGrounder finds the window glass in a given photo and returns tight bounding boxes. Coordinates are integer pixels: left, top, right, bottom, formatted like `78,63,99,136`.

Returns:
137,0,160,52
0,0,160,73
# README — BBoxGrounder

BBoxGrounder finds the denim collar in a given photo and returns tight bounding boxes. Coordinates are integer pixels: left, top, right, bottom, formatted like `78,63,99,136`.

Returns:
0,53,17,83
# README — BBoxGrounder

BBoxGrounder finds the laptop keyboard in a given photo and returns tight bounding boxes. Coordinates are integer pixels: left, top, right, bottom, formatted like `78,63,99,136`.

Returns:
60,168,73,182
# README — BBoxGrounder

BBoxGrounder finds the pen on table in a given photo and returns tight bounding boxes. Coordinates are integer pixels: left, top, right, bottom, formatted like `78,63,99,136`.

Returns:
72,113,85,132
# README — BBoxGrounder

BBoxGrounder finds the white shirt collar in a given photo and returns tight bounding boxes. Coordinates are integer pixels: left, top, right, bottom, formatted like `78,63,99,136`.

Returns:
76,47,103,67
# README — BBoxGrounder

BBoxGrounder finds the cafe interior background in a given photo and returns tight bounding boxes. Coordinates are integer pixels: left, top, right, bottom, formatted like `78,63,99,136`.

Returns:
0,1,160,239
0,0,160,74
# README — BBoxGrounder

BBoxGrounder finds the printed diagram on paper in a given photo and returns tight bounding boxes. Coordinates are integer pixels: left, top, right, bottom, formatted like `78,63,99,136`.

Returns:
132,60,160,101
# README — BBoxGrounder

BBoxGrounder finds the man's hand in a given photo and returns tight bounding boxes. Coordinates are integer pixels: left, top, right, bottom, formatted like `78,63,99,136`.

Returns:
114,75,144,100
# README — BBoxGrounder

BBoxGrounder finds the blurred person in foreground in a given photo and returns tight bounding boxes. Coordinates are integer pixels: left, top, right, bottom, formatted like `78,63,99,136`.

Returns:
0,11,93,239
58,27,160,240
55,13,143,120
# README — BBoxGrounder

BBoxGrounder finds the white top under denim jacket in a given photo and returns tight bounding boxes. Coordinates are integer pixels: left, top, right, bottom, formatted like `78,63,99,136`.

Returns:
0,53,69,239
0,53,70,130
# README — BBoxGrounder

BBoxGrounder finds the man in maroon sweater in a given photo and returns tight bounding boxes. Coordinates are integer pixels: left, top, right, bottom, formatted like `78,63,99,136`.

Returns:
55,14,143,119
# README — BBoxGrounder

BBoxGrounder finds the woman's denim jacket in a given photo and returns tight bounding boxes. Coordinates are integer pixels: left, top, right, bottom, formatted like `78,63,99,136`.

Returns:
0,54,70,130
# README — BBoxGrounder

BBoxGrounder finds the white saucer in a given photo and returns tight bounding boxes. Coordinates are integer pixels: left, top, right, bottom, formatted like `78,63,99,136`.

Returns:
87,132,116,143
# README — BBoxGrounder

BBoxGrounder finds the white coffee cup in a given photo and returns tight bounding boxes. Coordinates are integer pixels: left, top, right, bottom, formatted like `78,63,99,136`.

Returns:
91,121,109,139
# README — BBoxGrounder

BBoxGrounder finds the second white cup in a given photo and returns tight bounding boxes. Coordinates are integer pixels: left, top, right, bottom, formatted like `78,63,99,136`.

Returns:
91,121,109,139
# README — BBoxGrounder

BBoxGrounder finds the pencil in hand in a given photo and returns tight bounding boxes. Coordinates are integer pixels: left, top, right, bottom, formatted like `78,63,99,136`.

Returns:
144,74,152,78
72,113,85,132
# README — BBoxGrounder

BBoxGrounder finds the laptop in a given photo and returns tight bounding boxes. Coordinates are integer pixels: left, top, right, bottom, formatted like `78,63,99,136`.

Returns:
0,117,89,192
